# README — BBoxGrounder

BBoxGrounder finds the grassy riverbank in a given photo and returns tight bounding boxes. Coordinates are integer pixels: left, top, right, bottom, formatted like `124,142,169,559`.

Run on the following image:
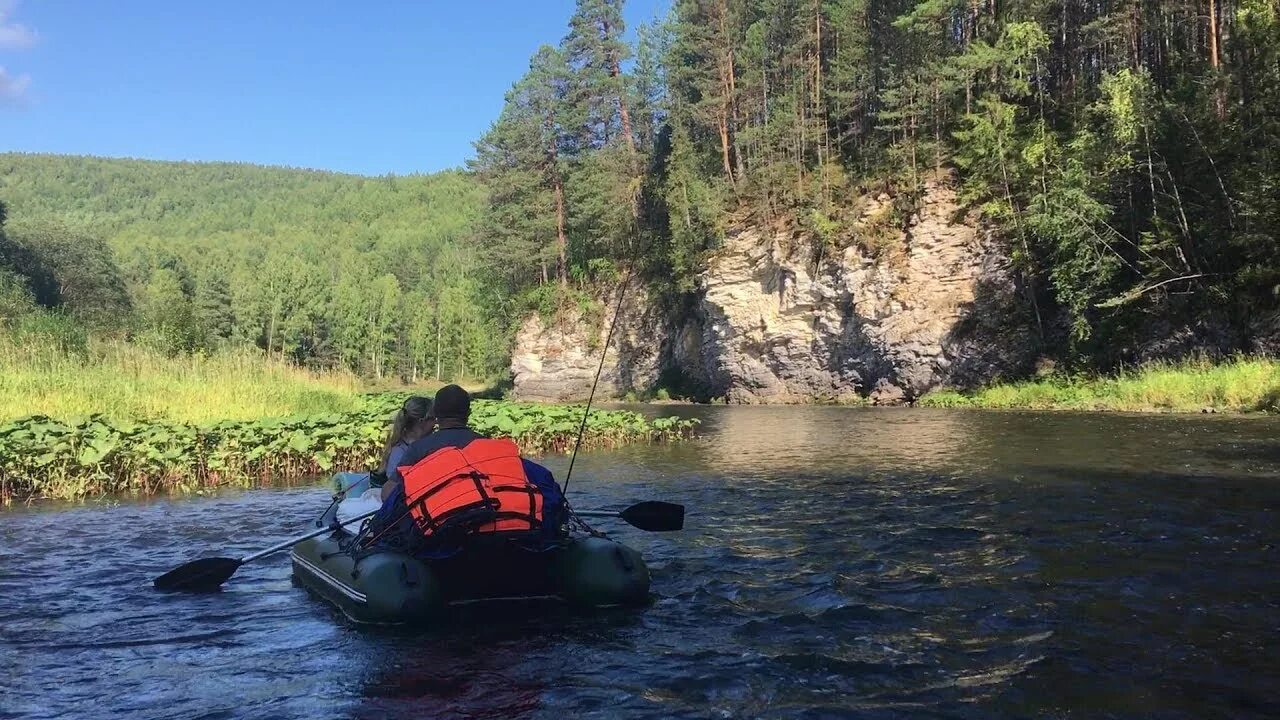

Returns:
0,330,502,424
1,336,364,424
918,358,1280,413
0,337,697,503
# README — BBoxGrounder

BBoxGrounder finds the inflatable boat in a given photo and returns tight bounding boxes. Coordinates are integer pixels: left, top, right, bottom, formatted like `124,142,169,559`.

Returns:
289,473,651,624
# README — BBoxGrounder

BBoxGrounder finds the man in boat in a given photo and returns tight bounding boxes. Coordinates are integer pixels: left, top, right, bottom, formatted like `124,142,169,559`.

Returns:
379,383,478,502
365,384,564,554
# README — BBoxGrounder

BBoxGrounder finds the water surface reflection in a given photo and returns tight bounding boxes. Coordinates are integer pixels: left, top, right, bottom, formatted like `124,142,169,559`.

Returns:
1,407,1277,718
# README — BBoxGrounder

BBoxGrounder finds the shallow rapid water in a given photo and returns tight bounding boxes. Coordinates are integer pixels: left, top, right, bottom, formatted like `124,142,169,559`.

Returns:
2,407,1278,719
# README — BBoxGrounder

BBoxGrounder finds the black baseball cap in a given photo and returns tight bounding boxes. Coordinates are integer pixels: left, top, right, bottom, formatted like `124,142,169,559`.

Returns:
432,384,471,420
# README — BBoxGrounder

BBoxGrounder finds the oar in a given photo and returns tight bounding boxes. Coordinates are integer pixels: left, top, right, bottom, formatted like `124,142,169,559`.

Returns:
154,500,683,593
153,508,378,593
573,501,685,532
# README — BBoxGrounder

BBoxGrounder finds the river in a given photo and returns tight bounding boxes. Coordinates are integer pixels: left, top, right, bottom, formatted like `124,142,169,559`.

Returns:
1,407,1277,719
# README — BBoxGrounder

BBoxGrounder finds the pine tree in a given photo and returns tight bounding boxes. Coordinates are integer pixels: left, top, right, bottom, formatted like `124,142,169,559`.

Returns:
471,46,574,286
668,0,746,190
564,0,638,154
633,21,670,153
562,0,648,269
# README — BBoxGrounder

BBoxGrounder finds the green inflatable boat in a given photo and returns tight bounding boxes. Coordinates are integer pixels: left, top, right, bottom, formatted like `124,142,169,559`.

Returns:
290,474,652,624
291,531,650,624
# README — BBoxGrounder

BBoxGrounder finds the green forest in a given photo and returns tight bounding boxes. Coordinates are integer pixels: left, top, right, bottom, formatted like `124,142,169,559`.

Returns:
472,0,1280,361
3,0,1279,383
0,155,507,380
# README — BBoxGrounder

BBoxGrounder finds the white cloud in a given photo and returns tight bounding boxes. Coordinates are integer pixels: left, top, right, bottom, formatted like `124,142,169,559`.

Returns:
0,66,30,106
0,1,37,50
0,21,36,50
0,2,36,106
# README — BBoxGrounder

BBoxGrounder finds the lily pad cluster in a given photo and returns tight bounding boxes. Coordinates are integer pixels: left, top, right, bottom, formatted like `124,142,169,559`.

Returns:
0,394,698,502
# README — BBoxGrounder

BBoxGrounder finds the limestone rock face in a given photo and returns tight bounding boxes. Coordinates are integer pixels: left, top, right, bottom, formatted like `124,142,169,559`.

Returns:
690,180,1035,403
510,180,1037,403
509,286,666,403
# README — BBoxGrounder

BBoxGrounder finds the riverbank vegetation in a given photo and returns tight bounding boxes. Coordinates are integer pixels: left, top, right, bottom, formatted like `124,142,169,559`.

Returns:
0,321,500,424
919,358,1280,413
0,322,364,424
0,384,697,503
0,317,696,503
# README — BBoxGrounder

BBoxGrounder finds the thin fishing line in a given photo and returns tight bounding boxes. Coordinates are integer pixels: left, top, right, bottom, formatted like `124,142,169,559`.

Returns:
561,264,632,498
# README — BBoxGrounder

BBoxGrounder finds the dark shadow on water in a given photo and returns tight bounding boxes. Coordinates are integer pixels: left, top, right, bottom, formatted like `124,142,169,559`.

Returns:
350,598,651,640
986,463,1280,720
1197,437,1280,464
342,601,651,720
352,645,544,720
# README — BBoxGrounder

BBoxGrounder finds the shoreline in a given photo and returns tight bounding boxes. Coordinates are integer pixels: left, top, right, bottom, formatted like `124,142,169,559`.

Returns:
915,357,1278,415
604,399,1276,415
578,357,1280,415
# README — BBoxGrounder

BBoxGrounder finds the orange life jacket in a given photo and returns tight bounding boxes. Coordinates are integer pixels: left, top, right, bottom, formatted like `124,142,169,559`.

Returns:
398,438,543,539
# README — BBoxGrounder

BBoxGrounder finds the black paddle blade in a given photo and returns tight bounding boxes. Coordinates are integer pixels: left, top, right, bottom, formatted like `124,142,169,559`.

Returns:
153,557,242,592
619,501,685,532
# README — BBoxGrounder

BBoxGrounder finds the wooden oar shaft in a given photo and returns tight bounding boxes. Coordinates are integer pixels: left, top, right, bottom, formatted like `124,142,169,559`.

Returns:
240,508,378,563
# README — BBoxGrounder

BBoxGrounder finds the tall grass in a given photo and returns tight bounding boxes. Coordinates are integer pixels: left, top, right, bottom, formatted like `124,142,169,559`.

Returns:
0,332,365,424
0,327,701,502
919,357,1280,413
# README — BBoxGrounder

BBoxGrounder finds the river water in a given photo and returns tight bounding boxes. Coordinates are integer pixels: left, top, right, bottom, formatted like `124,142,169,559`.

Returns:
2,407,1278,719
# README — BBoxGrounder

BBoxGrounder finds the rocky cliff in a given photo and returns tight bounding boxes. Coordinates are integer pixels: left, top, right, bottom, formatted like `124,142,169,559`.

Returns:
510,180,1038,404
509,285,668,403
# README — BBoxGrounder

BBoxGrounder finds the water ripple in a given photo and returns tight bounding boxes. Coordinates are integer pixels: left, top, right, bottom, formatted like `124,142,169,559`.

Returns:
2,407,1278,718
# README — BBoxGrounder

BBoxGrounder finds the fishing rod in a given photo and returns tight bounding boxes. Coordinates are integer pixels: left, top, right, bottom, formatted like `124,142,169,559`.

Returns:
560,263,633,497
560,182,669,493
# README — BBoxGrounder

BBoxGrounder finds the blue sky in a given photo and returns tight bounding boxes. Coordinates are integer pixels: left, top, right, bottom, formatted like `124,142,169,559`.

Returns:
0,0,668,176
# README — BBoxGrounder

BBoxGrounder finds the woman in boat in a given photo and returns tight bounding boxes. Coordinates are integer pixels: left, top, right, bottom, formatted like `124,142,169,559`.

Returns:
381,395,436,478
325,396,434,526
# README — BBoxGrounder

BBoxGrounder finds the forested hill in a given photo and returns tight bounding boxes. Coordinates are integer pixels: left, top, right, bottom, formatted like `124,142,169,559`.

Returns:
5,0,1280,392
0,154,478,244
0,153,505,379
472,0,1280,366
